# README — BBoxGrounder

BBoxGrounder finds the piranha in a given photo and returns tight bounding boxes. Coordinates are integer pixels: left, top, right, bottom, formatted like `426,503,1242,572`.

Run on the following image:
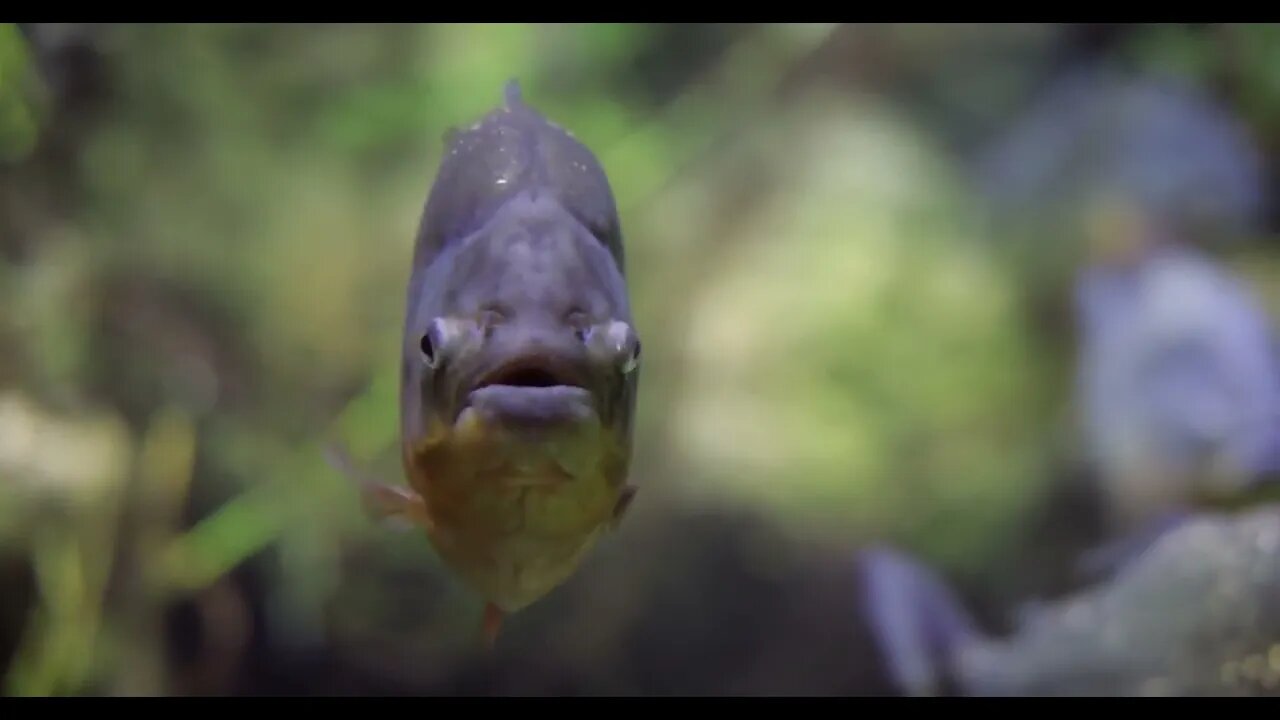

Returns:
856,507,1280,696
331,80,641,649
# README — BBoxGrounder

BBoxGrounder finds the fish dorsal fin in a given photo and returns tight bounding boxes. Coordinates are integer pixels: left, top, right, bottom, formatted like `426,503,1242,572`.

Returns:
503,78,523,109
413,78,625,273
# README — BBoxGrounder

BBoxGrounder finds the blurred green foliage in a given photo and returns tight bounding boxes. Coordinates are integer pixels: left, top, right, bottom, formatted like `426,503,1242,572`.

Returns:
0,24,40,164
670,90,1055,569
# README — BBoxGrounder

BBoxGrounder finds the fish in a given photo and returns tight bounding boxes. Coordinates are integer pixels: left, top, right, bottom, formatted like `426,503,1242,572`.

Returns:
330,80,641,649
857,506,1280,696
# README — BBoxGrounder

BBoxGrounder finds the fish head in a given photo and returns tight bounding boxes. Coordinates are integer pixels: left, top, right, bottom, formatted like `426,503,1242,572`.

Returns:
402,189,640,474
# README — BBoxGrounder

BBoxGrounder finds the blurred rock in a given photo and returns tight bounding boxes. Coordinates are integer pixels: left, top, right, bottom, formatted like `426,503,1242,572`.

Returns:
860,506,1280,696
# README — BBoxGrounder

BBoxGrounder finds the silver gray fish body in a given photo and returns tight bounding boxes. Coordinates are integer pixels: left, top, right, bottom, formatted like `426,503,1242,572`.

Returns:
393,81,641,625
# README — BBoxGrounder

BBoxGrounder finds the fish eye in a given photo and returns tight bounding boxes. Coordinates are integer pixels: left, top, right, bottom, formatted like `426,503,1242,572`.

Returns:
421,317,461,369
420,332,437,367
584,320,640,375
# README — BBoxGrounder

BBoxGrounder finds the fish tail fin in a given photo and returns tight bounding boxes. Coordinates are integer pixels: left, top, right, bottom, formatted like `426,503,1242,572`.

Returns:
855,544,980,697
480,602,505,650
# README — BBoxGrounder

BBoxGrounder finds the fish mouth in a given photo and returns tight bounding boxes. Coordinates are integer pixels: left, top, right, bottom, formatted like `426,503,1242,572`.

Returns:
460,355,599,429
474,355,587,391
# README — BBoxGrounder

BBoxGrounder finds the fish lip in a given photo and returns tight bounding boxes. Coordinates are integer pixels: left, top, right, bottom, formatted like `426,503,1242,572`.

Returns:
455,353,601,427
471,353,591,393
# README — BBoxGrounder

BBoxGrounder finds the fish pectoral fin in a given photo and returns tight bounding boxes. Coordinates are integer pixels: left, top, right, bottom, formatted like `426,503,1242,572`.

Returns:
363,482,434,532
610,485,637,530
480,602,505,650
322,439,433,532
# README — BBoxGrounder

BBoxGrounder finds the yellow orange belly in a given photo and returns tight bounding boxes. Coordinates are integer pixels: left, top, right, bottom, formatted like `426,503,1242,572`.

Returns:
404,417,628,612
